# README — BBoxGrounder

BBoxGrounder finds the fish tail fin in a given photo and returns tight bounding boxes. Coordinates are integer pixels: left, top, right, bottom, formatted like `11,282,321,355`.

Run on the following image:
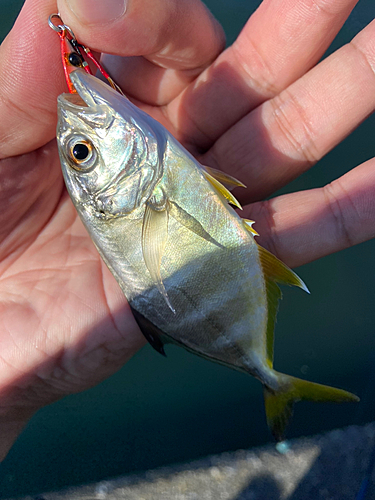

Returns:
264,374,359,441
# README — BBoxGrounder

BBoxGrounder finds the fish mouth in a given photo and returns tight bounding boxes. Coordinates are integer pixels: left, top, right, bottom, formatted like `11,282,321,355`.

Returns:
57,91,88,110
57,68,121,111
57,69,105,111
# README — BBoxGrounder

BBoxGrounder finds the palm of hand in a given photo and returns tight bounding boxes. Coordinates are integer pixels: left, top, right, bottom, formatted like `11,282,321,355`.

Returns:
0,143,145,413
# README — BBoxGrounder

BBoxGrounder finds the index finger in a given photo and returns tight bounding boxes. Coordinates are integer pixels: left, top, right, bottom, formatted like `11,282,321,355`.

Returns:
167,0,359,149
246,158,375,268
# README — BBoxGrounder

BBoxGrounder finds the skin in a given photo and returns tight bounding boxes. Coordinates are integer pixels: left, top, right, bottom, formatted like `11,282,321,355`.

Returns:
0,0,374,460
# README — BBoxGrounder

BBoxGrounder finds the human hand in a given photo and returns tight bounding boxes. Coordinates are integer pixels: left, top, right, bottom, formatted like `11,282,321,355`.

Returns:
0,0,373,460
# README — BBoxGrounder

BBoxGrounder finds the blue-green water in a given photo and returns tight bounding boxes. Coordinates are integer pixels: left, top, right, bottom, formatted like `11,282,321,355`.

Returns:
0,0,374,497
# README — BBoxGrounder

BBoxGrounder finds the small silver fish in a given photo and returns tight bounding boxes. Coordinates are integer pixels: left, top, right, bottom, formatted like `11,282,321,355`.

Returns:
56,69,358,439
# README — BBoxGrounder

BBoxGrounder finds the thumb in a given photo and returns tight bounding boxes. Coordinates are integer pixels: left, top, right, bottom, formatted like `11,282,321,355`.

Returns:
57,0,225,70
0,0,66,159
58,0,127,27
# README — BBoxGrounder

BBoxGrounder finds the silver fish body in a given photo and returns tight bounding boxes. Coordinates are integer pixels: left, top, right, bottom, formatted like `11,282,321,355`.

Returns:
57,69,358,439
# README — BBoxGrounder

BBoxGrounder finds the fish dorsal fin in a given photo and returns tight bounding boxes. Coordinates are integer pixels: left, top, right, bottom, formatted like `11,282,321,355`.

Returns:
243,219,259,237
142,200,175,313
203,165,246,190
169,200,224,249
202,170,242,210
257,244,309,368
258,245,309,292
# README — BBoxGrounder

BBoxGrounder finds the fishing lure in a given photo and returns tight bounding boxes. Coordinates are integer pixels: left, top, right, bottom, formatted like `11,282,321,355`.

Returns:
50,14,358,441
48,14,123,94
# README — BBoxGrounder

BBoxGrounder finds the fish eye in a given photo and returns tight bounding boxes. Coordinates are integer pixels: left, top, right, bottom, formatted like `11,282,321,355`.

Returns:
72,142,91,161
67,139,97,171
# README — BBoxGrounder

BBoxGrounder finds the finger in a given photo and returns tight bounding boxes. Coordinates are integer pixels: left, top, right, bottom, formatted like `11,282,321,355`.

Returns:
57,0,225,105
201,18,375,203
244,158,375,268
0,0,67,159
167,0,359,149
98,53,209,106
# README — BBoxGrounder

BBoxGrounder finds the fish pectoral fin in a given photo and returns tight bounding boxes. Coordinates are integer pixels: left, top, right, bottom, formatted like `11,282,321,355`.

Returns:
202,170,242,210
258,244,309,292
142,201,175,313
202,165,246,190
264,374,359,441
169,201,224,249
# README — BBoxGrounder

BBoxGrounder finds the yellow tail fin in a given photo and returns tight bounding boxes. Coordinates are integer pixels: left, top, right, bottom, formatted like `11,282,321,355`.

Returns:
264,374,359,441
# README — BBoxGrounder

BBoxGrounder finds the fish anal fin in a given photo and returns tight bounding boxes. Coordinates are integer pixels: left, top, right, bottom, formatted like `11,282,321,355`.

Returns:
264,375,359,441
130,307,167,356
142,201,175,313
203,165,246,190
258,244,309,292
202,170,242,210
169,201,224,249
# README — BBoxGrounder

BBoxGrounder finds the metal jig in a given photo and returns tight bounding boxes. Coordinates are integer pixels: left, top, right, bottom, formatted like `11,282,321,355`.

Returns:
48,13,123,95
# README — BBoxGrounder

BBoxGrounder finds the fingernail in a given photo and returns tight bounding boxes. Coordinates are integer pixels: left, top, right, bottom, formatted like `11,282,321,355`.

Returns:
65,0,127,25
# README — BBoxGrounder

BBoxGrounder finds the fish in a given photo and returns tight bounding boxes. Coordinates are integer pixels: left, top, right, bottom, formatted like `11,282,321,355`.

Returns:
56,68,358,440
